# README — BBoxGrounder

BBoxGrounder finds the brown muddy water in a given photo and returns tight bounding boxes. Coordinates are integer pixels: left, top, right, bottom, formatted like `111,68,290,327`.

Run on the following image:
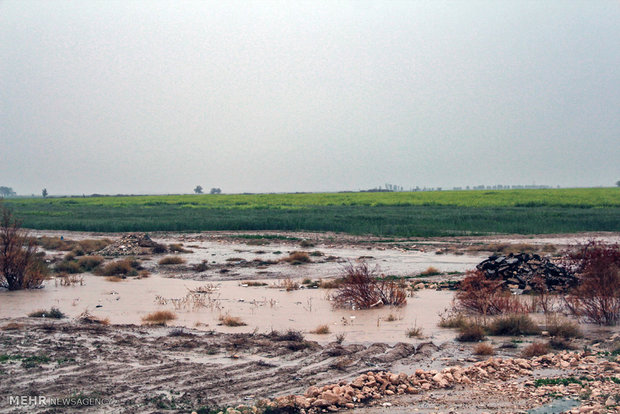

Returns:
0,274,456,344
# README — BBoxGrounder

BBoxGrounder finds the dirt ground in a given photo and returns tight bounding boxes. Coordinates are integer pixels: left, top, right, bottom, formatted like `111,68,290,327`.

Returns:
1,230,620,413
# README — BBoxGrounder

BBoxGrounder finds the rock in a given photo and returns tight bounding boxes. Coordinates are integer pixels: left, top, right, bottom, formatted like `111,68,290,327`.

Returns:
305,386,320,398
320,391,340,405
312,398,329,408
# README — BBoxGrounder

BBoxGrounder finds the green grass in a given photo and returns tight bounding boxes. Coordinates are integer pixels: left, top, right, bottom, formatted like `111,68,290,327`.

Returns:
4,188,620,236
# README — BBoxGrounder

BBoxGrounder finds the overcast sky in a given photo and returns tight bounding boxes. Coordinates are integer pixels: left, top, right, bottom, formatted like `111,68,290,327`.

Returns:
1,1,619,195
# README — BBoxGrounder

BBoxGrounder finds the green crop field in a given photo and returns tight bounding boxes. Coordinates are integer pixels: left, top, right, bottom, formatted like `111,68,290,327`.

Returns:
2,188,620,237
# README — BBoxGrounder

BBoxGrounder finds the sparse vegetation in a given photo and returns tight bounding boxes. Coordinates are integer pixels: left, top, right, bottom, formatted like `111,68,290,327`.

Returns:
142,310,177,326
76,255,104,271
169,243,192,253
273,277,299,291
546,315,582,338
159,256,186,265
332,262,407,309
28,307,65,319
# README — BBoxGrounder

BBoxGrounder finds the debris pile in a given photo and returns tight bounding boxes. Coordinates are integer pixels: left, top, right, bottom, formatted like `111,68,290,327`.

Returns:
98,233,162,256
263,352,620,414
476,253,577,292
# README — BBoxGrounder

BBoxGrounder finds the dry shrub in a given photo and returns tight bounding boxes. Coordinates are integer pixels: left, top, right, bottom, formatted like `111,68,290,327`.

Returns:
78,310,110,325
76,255,104,271
457,324,485,342
319,278,343,289
142,310,177,326
280,251,311,264
28,307,65,319
0,206,47,290
168,243,192,253
439,312,471,329
1,322,23,330
486,314,540,336
456,270,531,315
474,343,495,355
406,326,423,338
420,266,440,276
563,241,620,325
273,277,299,291
268,329,304,342
521,341,549,357
218,314,246,327
56,274,84,286
96,259,137,276
546,315,582,338
310,324,330,334
76,239,112,254
332,262,406,309
54,260,82,274
105,276,123,282
158,256,185,265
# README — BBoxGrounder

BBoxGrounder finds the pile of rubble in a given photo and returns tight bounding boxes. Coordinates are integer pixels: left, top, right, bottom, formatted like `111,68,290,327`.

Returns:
476,253,578,292
97,233,162,256
259,351,619,414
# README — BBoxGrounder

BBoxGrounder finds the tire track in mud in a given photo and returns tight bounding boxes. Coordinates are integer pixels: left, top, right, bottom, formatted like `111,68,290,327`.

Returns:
0,319,421,413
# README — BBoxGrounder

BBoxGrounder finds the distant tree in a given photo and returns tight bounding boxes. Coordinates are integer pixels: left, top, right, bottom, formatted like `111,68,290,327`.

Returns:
0,187,16,197
616,180,620,187
210,188,222,194
194,185,203,194
42,188,48,198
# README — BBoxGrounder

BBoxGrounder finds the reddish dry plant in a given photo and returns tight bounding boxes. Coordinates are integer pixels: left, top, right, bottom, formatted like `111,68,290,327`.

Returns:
332,262,406,309
0,205,46,290
562,241,620,325
455,270,531,315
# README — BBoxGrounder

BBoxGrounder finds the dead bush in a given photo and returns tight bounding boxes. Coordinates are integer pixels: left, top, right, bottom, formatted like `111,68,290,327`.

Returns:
95,259,137,276
158,256,186,265
54,260,83,274
332,262,406,309
218,314,246,327
273,277,299,291
456,270,531,315
0,206,47,290
76,255,104,272
280,251,311,264
546,315,582,338
486,314,540,336
310,324,330,334
77,310,110,325
406,326,423,338
168,243,192,253
563,241,620,325
521,341,549,357
420,266,441,276
142,310,177,326
473,343,495,356
457,324,486,342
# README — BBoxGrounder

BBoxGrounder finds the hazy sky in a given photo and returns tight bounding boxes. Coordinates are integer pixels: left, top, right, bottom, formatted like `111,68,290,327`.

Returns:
1,1,619,195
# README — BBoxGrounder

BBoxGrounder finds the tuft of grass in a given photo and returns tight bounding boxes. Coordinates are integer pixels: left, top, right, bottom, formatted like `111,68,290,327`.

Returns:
105,276,123,282
310,324,330,334
521,341,550,357
142,310,177,326
385,313,398,322
473,342,495,355
28,307,65,319
406,326,423,338
218,314,246,327
486,314,541,336
158,256,186,265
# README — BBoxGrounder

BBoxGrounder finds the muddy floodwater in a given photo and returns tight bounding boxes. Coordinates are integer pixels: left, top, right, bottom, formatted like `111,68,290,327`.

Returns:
1,275,456,344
